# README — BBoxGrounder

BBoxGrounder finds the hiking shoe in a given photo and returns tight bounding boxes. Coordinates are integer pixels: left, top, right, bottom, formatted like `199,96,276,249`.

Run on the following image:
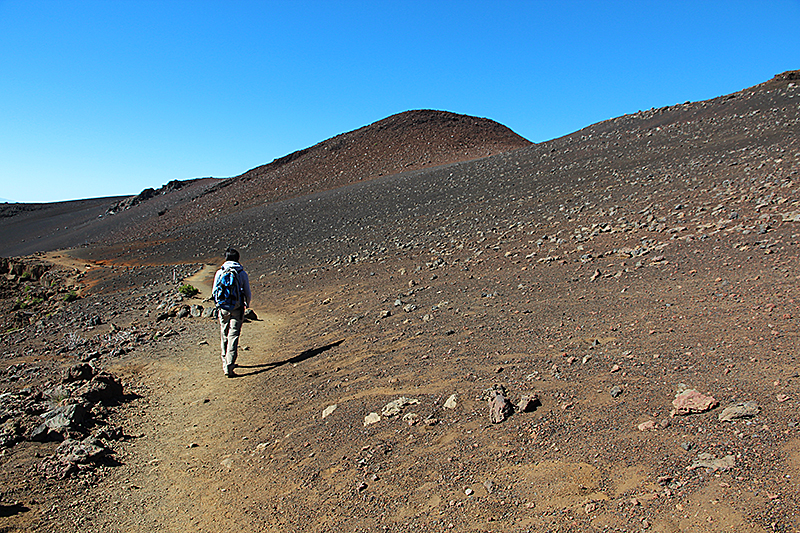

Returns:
226,369,236,378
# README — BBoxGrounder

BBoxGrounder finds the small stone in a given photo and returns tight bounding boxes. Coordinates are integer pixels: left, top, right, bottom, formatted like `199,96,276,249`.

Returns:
381,397,420,417
610,386,623,398
444,394,458,409
718,401,759,421
402,413,420,426
688,453,735,472
322,404,337,419
517,393,541,412
363,413,381,426
672,388,718,415
610,364,621,373
638,420,656,431
465,487,474,496
488,387,513,423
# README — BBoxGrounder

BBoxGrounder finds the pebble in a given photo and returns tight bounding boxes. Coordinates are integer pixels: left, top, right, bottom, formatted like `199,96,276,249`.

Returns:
402,413,420,426
687,453,735,472
444,394,458,409
718,401,759,421
363,413,381,426
381,397,420,417
672,388,718,415
638,420,656,431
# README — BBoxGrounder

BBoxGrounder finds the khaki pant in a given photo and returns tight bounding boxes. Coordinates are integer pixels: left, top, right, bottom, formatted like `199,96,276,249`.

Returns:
218,307,244,372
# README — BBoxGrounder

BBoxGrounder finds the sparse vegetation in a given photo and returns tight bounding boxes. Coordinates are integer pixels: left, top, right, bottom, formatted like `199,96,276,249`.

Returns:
63,291,78,302
14,296,43,309
178,284,199,298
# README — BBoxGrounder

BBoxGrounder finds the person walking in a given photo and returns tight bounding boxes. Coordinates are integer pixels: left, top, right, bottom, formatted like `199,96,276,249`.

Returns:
212,247,252,377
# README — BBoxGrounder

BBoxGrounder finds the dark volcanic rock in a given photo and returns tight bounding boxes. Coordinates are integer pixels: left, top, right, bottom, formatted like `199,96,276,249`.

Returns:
74,372,124,405
63,363,95,383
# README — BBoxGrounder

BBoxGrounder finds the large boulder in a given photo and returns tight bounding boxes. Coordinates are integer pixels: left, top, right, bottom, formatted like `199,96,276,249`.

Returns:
30,403,88,442
74,372,124,405
63,363,95,383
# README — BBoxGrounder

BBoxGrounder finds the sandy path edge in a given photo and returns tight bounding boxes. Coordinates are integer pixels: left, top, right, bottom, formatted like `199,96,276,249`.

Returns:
67,264,290,532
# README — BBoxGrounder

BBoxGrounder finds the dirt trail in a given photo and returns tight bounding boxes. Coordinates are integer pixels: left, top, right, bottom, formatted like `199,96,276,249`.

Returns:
69,264,289,532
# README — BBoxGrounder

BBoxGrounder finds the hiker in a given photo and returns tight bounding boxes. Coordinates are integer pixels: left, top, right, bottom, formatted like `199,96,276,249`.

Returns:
212,247,252,377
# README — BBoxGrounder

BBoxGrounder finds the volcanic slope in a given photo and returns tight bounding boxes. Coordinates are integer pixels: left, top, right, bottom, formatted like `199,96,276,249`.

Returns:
103,109,533,247
1,71,800,533
86,71,799,276
0,110,532,259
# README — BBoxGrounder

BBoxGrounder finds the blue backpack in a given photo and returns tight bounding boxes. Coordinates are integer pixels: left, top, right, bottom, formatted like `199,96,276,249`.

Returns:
213,266,241,311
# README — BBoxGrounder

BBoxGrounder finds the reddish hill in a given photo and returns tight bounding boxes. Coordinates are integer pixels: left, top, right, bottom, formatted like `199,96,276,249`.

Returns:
0,110,531,257
211,109,533,207
124,110,532,242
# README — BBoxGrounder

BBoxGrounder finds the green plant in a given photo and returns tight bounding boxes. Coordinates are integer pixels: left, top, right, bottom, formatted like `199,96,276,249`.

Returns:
20,271,32,281
178,284,199,298
63,291,79,303
14,294,45,309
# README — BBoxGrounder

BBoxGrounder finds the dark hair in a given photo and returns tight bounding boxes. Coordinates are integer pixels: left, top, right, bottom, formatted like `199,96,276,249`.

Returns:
225,247,240,262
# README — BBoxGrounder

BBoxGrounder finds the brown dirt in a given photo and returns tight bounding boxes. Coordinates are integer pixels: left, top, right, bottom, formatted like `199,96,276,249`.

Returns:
1,72,800,532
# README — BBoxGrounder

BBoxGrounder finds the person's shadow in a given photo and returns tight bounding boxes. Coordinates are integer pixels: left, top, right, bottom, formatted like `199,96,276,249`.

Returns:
233,340,344,377
0,503,30,517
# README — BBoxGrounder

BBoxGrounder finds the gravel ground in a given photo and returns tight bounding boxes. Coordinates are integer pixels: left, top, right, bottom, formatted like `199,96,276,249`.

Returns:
1,71,799,532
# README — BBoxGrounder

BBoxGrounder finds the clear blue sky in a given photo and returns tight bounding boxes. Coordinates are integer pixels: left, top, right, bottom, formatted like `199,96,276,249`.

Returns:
1,1,798,203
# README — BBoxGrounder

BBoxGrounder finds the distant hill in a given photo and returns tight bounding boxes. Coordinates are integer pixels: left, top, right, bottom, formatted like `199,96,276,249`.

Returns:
84,69,795,270
0,110,532,257
2,69,798,262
